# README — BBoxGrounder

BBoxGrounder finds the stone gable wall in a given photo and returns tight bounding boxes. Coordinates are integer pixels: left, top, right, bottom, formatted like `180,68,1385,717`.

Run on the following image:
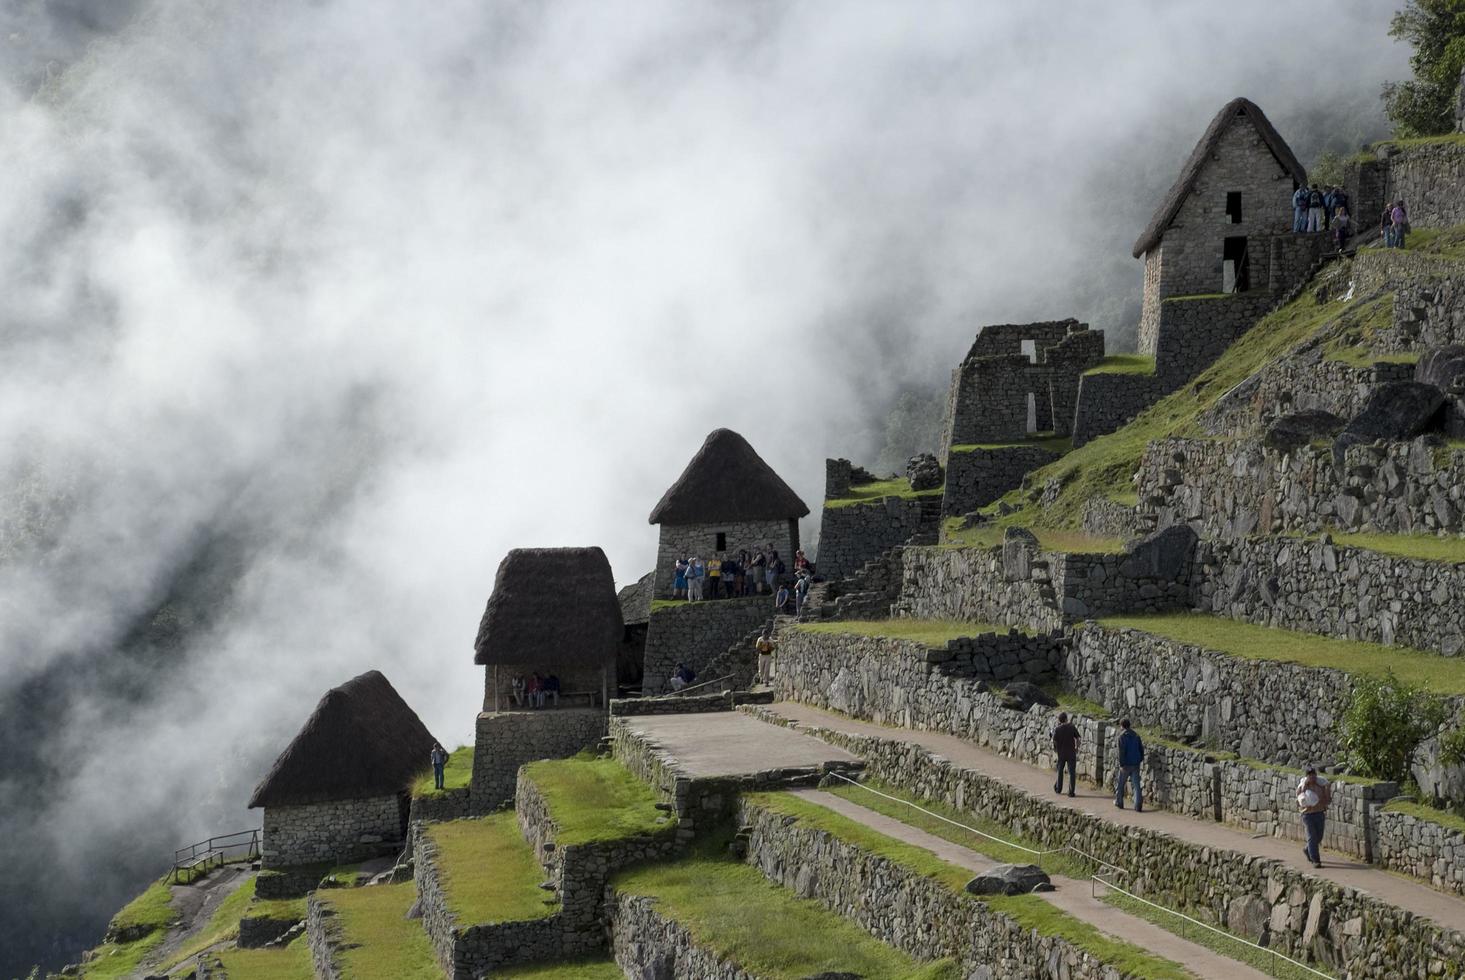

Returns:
940,445,1061,519
652,519,798,598
470,709,607,812
1045,328,1107,437
261,795,404,869
642,597,773,693
944,354,1048,449
814,496,940,582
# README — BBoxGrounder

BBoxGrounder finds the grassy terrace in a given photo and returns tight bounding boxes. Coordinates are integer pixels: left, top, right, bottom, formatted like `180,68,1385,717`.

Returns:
328,883,439,980
752,792,1192,980
497,959,625,979
824,477,943,509
413,744,472,797
1084,354,1156,376
153,875,291,972
613,836,959,980
521,753,671,845
795,617,1017,646
1327,530,1465,565
210,945,314,980
81,877,175,979
1099,612,1465,694
427,813,557,924
949,432,1074,454
941,518,1126,554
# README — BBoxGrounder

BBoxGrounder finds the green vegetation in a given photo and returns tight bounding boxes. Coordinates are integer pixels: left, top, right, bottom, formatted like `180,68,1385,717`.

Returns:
329,883,440,980
795,617,1016,646
1329,530,1465,564
1341,671,1448,783
940,519,1126,554
210,944,314,980
613,836,959,980
496,959,626,979
824,477,943,509
522,752,672,845
1102,891,1335,980
756,791,1193,979
413,744,472,797
1384,798,1465,835
650,598,682,612
1382,1,1465,138
81,877,176,978
427,814,558,924
1083,354,1156,377
1098,612,1465,694
156,875,270,971
949,432,1074,453
1046,685,1111,720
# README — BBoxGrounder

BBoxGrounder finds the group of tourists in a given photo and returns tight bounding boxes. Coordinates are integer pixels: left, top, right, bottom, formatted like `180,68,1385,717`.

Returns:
1050,713,1333,868
1292,183,1411,253
672,547,817,604
509,672,561,709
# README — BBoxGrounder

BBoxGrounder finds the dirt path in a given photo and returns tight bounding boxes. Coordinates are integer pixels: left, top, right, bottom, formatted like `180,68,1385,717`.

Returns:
790,788,1273,980
140,864,254,976
763,701,1465,932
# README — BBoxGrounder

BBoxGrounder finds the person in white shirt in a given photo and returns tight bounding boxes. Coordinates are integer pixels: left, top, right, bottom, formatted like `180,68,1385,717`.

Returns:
1297,764,1332,869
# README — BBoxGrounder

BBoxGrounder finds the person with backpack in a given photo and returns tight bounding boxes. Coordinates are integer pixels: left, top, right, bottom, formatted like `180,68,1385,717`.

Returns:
1297,764,1332,868
1331,185,1350,220
1051,712,1080,797
1292,184,1310,232
794,570,812,615
1306,184,1325,233
1114,719,1145,812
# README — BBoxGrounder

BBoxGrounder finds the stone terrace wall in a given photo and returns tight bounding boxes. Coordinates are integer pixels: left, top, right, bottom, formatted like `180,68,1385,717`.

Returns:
940,445,1061,519
1376,807,1465,897
608,690,773,716
739,798,1127,980
305,894,343,980
773,720,1461,977
471,709,607,812
1201,346,1412,439
261,795,404,869
408,788,472,824
814,496,940,582
1154,292,1277,385
1080,495,1148,539
1377,141,1465,231
642,598,772,693
1072,371,1171,447
611,893,752,980
1193,535,1465,655
1071,626,1353,767
1140,437,1465,539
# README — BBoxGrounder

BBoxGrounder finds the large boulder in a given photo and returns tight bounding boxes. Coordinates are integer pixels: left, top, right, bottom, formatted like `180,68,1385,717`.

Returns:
906,452,944,491
1119,524,1197,582
1263,410,1344,453
964,863,1052,896
1332,381,1445,463
1416,345,1465,392
1000,681,1057,712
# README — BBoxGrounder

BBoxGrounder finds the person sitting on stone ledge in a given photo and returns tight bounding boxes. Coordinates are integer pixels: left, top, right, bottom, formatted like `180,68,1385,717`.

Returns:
670,662,695,691
511,673,526,707
543,673,560,707
526,672,543,708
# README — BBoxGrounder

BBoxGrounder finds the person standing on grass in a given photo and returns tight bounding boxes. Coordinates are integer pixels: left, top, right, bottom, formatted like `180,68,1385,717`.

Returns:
430,743,448,790
1392,200,1409,249
1114,719,1144,812
1298,764,1332,869
1052,713,1080,798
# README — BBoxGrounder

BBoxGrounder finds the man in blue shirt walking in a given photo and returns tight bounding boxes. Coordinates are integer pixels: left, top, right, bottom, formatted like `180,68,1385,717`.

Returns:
1114,719,1145,812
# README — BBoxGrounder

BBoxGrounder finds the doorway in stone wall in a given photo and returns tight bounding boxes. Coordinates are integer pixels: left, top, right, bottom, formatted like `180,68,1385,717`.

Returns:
1223,236,1250,292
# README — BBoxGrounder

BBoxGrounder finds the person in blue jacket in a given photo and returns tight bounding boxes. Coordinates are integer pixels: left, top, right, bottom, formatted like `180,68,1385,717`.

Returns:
1292,184,1310,232
1114,719,1145,812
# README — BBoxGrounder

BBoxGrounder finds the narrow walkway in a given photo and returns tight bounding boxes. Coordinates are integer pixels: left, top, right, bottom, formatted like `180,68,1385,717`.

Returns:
620,710,860,777
763,701,1465,932
791,789,1272,980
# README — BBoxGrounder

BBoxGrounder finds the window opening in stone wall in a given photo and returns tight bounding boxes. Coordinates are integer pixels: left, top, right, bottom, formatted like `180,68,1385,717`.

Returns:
1020,339,1036,363
1025,392,1038,434
715,532,727,552
1222,236,1250,293
1225,191,1242,223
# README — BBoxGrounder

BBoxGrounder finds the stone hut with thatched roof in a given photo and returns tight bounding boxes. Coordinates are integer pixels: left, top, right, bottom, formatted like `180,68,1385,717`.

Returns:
250,670,436,868
1133,97,1318,364
648,428,809,599
469,546,624,809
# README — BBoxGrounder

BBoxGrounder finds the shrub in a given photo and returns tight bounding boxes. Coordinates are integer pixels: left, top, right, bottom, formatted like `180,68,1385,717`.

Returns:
1341,671,1448,783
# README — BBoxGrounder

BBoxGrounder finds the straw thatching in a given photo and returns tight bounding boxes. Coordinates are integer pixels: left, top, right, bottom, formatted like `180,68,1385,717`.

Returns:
648,428,809,525
473,547,623,667
617,570,654,627
249,670,437,808
1132,97,1306,259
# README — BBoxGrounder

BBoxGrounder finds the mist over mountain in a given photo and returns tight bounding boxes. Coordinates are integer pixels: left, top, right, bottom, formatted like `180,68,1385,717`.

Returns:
0,1,1406,974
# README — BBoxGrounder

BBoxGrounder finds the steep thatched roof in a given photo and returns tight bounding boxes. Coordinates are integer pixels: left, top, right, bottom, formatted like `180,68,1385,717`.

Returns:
617,570,654,627
249,670,436,808
473,547,623,667
648,428,809,525
1132,98,1306,258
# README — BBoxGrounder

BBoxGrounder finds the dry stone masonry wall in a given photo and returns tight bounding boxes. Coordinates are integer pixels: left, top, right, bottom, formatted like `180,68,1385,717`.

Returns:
261,796,404,869
471,709,607,811
1375,807,1465,898
1071,371,1170,447
814,495,940,582
642,598,773,693
611,893,753,980
940,444,1061,519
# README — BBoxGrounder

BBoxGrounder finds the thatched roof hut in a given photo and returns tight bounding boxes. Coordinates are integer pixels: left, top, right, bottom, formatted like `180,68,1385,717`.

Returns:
1132,97,1306,258
473,547,623,667
648,428,809,525
249,670,436,808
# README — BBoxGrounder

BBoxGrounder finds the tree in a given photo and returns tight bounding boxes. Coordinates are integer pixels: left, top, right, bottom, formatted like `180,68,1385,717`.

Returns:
1340,671,1448,784
1383,0,1465,137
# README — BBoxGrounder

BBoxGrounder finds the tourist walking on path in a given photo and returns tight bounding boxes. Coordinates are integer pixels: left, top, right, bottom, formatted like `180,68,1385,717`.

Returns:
1114,719,1145,811
431,743,448,790
755,631,776,686
1052,713,1080,797
674,558,688,600
1292,184,1310,232
1333,207,1351,253
1306,184,1325,233
687,557,705,601
1298,764,1332,869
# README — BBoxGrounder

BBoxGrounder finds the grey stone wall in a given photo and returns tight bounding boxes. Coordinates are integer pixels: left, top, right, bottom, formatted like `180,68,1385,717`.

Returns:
607,689,773,716
1080,495,1147,540
1045,329,1107,438
940,445,1062,519
261,795,404,869
611,893,753,980
408,788,472,824
642,597,773,693
1200,348,1412,439
1153,291,1277,384
1375,807,1465,897
768,717,1462,977
1373,140,1465,231
738,797,1127,980
470,709,607,811
1071,371,1171,447
305,893,343,980
237,913,301,949
1193,534,1465,655
653,519,798,598
814,495,940,581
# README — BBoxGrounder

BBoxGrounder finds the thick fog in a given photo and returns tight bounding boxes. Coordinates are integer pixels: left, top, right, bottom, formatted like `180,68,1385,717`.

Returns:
0,0,1407,972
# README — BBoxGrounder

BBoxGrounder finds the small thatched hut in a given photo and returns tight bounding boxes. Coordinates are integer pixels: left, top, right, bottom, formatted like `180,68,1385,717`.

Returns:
249,670,436,868
473,546,624,710
648,428,809,597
